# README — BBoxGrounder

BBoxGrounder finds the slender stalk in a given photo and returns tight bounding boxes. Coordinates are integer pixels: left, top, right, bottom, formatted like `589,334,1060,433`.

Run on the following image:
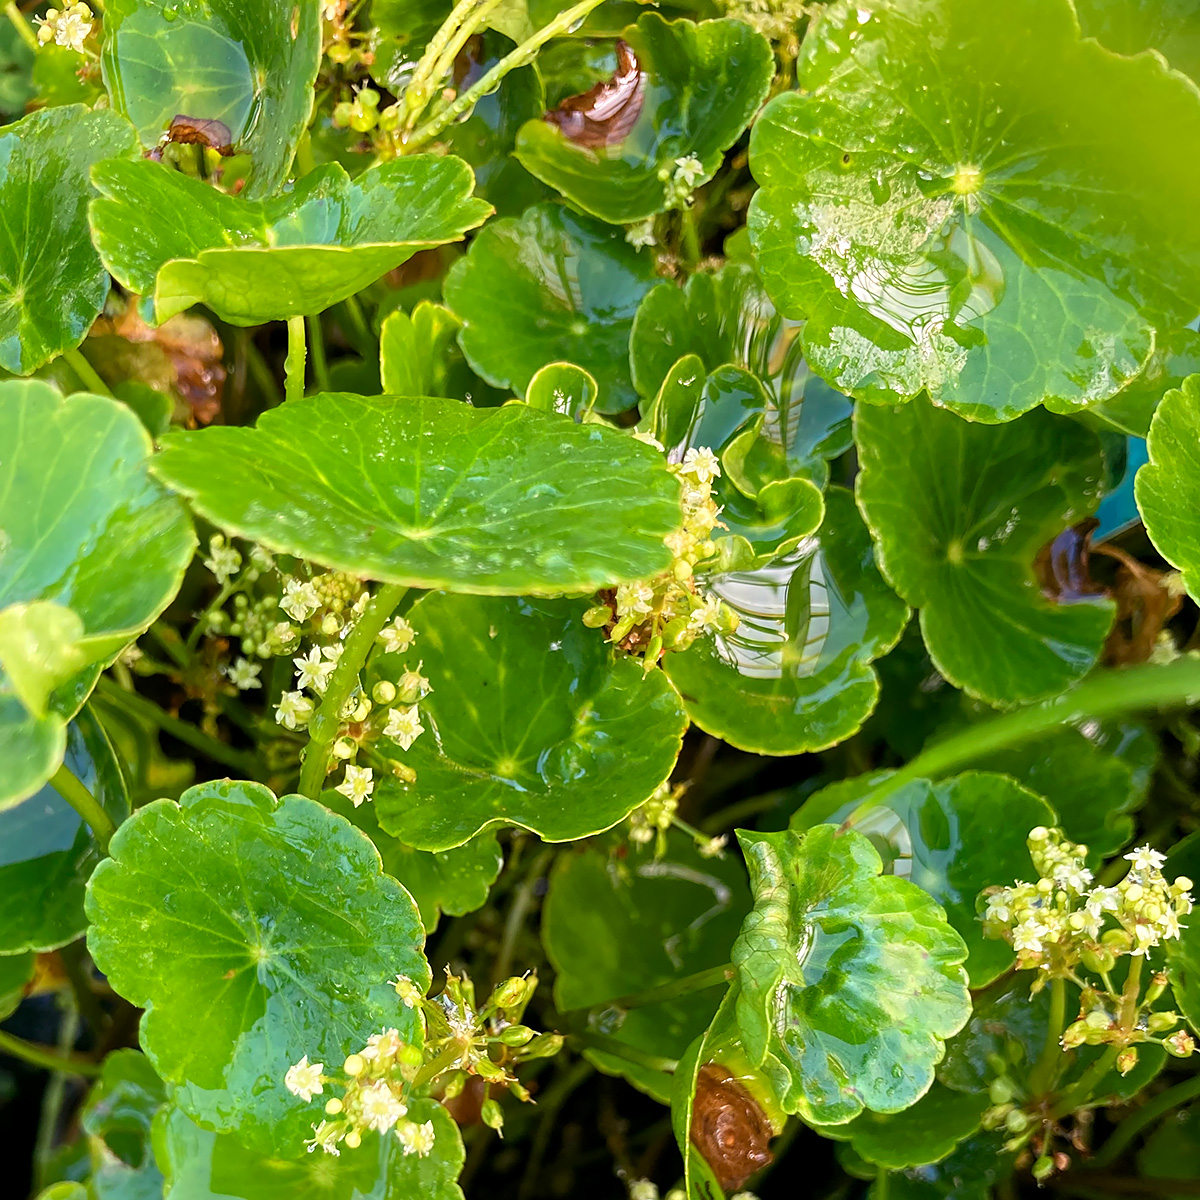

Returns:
492,847,555,986
4,2,38,51
1029,977,1068,1097
64,347,112,397
403,0,609,153
284,315,307,403
297,583,409,798
0,1029,101,1078
337,296,376,358
568,1031,678,1075
680,204,702,267
1051,1046,1121,1120
242,333,284,407
875,1169,891,1200
403,0,487,127
847,659,1200,826
1090,1070,1200,1169
424,0,505,104
95,677,260,776
307,313,331,393
561,963,732,1023
52,763,116,854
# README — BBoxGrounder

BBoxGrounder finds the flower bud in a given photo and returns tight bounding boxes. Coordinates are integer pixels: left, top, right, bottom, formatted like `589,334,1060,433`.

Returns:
1080,944,1116,974
1166,1031,1196,1058
582,605,612,629
321,613,343,637
344,1054,365,1076
344,1129,362,1149
989,1077,1018,1105
491,976,533,1011
1005,1108,1030,1133
1031,1155,1055,1182
333,735,357,760
325,1097,343,1114
1102,928,1133,953
1145,972,1170,1005
1116,1048,1138,1075
497,1025,535,1047
1148,1011,1179,1034
373,681,397,704
481,1098,504,1132
521,1032,564,1059
327,41,352,63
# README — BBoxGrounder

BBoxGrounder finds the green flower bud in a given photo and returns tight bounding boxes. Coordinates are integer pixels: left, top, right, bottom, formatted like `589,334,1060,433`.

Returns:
1080,944,1116,974
1102,928,1133,953
1004,1108,1029,1133
582,604,612,629
332,736,357,760
491,975,533,1011
521,1032,564,1059
497,1025,535,1047
1148,1011,1179,1034
988,1077,1018,1105
327,40,352,63
480,1098,504,1132
1031,1155,1055,1182
373,680,397,704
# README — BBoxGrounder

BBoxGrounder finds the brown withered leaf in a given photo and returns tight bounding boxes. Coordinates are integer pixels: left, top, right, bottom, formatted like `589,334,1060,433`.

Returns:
690,1063,774,1193
147,114,234,162
544,39,645,149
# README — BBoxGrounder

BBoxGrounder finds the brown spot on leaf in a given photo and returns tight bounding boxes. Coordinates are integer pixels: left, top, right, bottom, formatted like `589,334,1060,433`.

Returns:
690,1063,774,1192
544,40,645,149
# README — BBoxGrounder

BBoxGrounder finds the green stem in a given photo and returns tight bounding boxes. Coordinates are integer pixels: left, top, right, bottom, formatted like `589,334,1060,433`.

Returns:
1050,1046,1121,1120
412,1041,464,1088
4,2,38,51
0,1029,101,1078
58,941,109,1039
1090,1070,1200,1169
561,963,732,1023
425,0,505,102
337,296,376,359
1030,977,1068,1097
307,313,331,393
568,1031,679,1075
52,763,116,854
875,1169,891,1200
847,659,1200,826
680,203,702,267
95,676,260,776
64,347,112,397
403,0,486,127
297,583,410,799
492,847,555,986
284,316,307,403
242,333,284,408
404,0,609,153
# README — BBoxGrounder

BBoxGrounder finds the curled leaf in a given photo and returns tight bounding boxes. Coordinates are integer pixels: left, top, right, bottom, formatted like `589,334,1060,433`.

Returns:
544,39,645,148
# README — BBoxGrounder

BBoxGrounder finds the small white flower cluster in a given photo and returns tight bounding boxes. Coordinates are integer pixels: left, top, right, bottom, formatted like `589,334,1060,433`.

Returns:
626,218,657,249
983,828,1193,972
36,4,93,53
661,154,706,207
584,445,736,668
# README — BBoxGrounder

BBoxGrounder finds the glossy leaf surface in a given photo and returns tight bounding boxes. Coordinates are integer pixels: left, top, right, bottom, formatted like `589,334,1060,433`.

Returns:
372,592,688,850
102,0,322,198
733,825,970,1124
1137,374,1200,602
85,781,429,1151
90,157,492,325
0,951,32,1020
152,393,680,593
748,0,1200,420
0,706,129,954
543,829,749,1101
81,1049,167,1200
156,1098,464,1200
0,106,139,374
794,772,1055,986
515,15,772,224
444,203,656,413
855,397,1112,704
664,488,908,755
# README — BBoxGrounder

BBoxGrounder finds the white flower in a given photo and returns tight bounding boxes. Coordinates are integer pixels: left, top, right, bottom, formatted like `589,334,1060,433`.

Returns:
626,219,657,250
294,646,336,693
275,690,314,731
306,1119,342,1156
698,835,727,859
1133,923,1161,955
118,642,143,668
1160,909,1184,939
630,1181,660,1200
361,1028,404,1063
1125,845,1167,875
395,1118,436,1157
1013,919,1047,954
336,764,373,807
615,582,654,619
202,534,241,584
393,974,424,1007
225,657,262,691
379,617,416,654
689,595,723,632
285,1055,324,1101
985,892,1012,924
673,155,705,188
37,5,93,53
281,578,321,622
681,446,721,484
359,1080,407,1133
1086,887,1120,917
1052,863,1093,894
384,705,425,750
397,665,431,702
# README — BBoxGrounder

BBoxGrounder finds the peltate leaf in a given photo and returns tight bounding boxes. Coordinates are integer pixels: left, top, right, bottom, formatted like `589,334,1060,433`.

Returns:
732,824,970,1125
371,592,688,850
443,203,657,413
855,396,1113,704
0,106,139,374
89,157,492,325
748,0,1200,420
151,393,680,594
514,15,772,224
85,780,430,1152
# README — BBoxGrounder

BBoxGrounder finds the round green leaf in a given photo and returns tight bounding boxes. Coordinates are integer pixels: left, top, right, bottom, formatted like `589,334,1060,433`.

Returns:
443,203,657,414
379,303,462,398
90,157,492,326
631,263,853,486
1076,0,1200,85
372,592,688,850
101,0,322,199
0,704,129,954
0,106,139,374
156,1097,464,1200
81,1049,168,1200
732,824,971,1125
794,771,1056,987
514,15,772,224
748,0,1200,420
1137,374,1200,602
855,397,1113,705
525,362,600,422
1084,328,1200,440
664,487,908,755
543,829,750,1102
871,1132,1013,1200
151,393,681,594
85,780,430,1152
322,789,502,934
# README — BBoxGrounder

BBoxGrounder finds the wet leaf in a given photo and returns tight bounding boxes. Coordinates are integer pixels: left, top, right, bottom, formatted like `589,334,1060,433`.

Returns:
1076,0,1200,85
525,362,599,422
870,1132,1014,1200
80,1049,167,1200
85,780,429,1152
443,203,657,413
543,829,749,1101
732,824,970,1124
151,393,680,594
515,15,772,224
372,592,688,851
90,157,492,325
793,771,1056,986
1084,329,1200,440
379,303,463,398
855,397,1113,704
0,106,139,374
664,488,908,755
101,0,322,198
748,0,1200,420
